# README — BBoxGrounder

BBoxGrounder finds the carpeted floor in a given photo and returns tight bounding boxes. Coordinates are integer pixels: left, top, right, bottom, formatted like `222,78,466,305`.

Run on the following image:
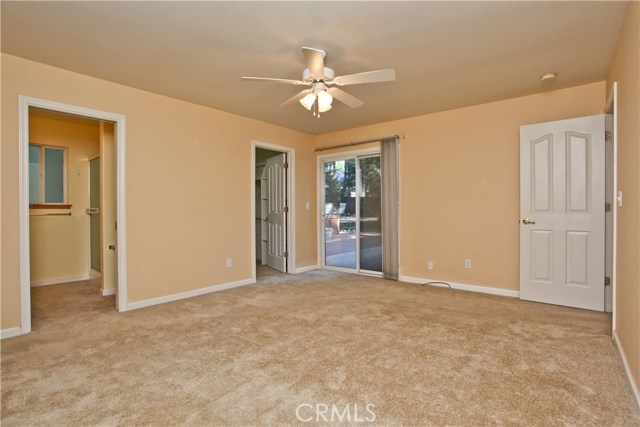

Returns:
2,268,639,426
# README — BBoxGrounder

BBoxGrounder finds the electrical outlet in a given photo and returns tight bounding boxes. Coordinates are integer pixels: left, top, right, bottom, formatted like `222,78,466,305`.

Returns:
464,259,472,269
427,261,434,271
226,258,233,268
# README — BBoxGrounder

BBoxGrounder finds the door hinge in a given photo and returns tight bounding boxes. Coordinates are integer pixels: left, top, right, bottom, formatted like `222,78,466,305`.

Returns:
605,276,611,286
284,251,289,258
284,162,289,170
605,131,612,141
283,206,289,213
605,202,612,213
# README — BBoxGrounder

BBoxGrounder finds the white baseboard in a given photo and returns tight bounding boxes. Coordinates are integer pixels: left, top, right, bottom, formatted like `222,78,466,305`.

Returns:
102,288,116,296
294,265,319,274
127,278,255,311
613,330,640,407
400,275,520,298
30,274,90,287
1,327,22,340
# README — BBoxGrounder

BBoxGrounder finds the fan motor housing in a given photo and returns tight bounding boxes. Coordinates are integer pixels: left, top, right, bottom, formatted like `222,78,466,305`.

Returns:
303,67,335,82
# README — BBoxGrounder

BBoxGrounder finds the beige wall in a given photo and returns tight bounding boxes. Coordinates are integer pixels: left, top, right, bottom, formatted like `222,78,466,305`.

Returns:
316,82,606,290
607,1,640,393
28,113,100,283
1,53,317,329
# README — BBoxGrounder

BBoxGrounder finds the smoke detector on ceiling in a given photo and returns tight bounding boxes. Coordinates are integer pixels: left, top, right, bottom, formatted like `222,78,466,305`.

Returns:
540,72,557,82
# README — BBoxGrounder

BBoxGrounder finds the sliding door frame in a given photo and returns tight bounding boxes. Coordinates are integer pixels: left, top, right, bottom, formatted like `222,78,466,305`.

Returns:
317,147,381,275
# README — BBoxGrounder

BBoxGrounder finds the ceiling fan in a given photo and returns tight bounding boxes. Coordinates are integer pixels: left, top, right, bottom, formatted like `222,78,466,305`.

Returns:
242,47,396,117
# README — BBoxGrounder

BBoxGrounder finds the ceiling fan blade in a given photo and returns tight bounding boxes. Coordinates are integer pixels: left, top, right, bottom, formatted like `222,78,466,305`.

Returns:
328,88,364,109
302,47,326,79
280,89,313,107
241,77,307,85
330,69,396,86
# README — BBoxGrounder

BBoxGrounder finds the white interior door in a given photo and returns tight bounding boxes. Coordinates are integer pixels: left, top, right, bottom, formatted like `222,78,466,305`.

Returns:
100,122,118,295
520,115,605,311
266,153,287,272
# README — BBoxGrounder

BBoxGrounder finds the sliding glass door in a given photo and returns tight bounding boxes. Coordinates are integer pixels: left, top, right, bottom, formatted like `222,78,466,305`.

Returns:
358,156,382,273
322,154,382,274
323,158,356,269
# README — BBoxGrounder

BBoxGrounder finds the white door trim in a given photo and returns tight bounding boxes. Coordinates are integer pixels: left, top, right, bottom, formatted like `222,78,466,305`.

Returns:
251,140,295,281
18,96,128,335
604,82,618,334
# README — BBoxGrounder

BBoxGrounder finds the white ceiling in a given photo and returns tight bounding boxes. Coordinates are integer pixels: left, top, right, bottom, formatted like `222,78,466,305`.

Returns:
1,1,628,135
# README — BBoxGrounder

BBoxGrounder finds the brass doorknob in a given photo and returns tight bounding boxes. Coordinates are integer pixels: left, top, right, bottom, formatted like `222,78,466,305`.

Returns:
522,218,536,225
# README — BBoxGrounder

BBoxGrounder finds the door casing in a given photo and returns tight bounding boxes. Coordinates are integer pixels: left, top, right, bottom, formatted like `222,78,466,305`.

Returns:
604,82,618,331
18,96,128,336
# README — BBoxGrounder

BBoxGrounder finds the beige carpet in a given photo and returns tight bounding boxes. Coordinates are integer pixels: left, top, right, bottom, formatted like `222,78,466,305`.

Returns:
2,268,639,426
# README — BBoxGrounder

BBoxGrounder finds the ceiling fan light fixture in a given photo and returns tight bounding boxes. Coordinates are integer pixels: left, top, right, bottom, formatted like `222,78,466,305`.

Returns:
300,93,316,110
243,47,396,116
318,103,332,113
317,90,333,112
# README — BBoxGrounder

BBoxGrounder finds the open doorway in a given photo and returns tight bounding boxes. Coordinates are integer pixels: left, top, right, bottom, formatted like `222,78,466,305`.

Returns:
251,141,295,280
27,108,117,328
18,96,128,335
